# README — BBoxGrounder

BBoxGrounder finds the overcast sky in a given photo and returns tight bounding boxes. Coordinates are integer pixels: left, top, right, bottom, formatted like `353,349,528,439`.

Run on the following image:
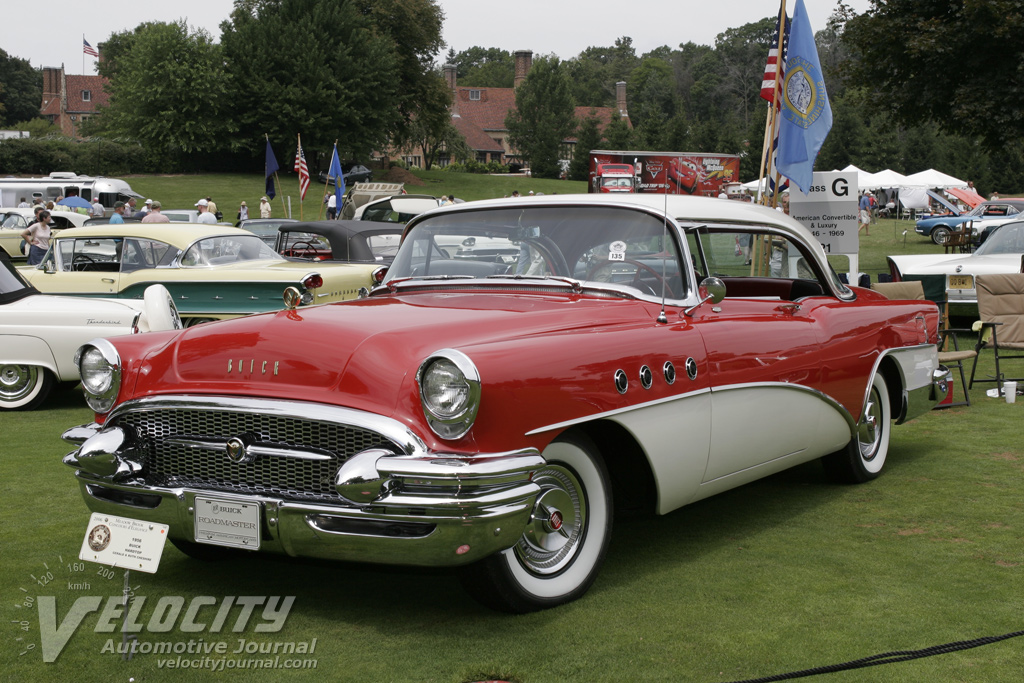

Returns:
5,0,871,75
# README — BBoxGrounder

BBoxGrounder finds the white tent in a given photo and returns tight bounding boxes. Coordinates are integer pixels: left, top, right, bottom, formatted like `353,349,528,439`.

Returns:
859,169,909,191
902,169,968,190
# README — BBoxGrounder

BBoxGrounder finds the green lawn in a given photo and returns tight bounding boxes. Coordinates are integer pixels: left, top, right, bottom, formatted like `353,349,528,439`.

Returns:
3,174,1021,681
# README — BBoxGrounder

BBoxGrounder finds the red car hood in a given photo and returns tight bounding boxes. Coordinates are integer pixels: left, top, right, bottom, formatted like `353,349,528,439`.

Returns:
130,291,655,415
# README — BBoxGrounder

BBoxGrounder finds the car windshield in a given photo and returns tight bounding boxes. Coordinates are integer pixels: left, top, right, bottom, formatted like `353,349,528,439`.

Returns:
180,235,284,266
973,221,1024,255
386,205,688,299
0,256,31,299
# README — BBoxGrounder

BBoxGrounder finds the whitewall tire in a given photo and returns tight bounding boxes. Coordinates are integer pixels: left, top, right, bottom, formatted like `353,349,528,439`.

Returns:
140,284,183,332
460,433,613,612
823,373,891,483
0,364,56,410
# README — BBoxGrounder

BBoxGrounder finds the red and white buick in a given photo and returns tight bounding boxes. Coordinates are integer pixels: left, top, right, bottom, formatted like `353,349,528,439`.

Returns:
62,194,947,612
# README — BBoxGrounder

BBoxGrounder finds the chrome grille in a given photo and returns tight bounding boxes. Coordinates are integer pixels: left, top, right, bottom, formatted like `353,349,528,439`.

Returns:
117,408,391,502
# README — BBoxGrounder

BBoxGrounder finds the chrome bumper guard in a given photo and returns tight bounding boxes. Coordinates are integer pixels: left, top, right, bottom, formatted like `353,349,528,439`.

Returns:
63,420,545,567
904,365,950,422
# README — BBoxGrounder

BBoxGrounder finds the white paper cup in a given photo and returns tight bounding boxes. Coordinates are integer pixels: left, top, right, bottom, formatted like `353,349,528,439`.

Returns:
1004,381,1017,404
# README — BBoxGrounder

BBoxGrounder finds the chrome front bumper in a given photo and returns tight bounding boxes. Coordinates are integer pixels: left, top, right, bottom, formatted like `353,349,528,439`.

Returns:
62,408,545,567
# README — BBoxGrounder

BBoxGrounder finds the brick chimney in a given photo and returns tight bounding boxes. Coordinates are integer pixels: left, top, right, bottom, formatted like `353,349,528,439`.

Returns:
443,63,459,116
42,66,62,110
616,81,628,119
514,50,533,89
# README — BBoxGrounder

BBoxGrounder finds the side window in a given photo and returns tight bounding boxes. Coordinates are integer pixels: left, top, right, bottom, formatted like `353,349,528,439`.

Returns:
122,238,172,273
59,238,122,272
690,229,824,299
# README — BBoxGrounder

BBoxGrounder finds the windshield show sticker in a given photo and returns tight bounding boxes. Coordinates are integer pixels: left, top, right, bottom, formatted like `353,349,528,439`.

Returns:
79,513,169,574
608,241,627,261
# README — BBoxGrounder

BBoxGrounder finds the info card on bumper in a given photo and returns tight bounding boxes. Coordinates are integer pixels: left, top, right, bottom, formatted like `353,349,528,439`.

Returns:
788,171,858,256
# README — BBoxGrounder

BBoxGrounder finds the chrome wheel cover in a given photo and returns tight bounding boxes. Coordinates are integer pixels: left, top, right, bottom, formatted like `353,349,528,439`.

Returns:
857,385,883,460
516,465,586,575
0,364,38,403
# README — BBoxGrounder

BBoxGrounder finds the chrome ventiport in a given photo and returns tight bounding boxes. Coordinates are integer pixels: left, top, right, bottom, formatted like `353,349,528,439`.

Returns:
686,357,698,381
614,369,628,394
639,365,653,389
663,362,676,385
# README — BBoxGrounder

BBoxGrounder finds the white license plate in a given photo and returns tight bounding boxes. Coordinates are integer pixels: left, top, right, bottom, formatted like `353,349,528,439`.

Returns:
194,496,261,549
948,274,974,290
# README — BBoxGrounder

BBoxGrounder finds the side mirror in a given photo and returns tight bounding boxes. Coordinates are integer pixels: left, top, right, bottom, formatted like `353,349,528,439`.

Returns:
699,277,726,304
683,277,726,317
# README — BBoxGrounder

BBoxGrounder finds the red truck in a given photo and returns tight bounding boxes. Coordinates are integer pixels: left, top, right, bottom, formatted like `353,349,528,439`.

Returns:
588,150,741,197
590,160,638,193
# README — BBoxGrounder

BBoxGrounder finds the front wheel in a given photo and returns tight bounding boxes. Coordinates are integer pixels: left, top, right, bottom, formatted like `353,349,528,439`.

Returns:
822,373,891,483
931,225,952,245
460,434,613,613
0,364,55,410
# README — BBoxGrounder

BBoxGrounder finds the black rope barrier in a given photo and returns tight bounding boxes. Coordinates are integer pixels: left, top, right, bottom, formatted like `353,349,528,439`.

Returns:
719,629,1024,682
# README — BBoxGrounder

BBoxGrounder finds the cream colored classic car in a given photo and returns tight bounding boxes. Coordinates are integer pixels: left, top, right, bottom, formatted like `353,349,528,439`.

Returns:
18,224,382,325
0,207,90,259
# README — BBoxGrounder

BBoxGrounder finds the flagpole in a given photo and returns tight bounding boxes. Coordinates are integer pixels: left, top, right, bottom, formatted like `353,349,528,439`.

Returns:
763,0,788,209
82,34,85,75
297,134,303,221
317,140,337,221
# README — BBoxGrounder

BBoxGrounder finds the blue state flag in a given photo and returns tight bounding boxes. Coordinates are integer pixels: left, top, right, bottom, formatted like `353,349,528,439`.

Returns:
776,0,832,194
329,145,346,213
265,139,280,200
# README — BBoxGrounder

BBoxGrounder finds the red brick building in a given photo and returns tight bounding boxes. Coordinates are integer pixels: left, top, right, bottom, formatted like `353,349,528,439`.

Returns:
398,50,631,168
40,66,109,138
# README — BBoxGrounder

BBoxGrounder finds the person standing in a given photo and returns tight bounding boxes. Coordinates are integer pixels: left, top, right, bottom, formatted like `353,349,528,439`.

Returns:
90,197,106,217
195,198,218,224
858,193,871,235
206,196,221,221
141,201,170,223
124,198,137,218
17,197,30,208
326,193,337,219
139,199,152,216
237,201,249,221
260,196,271,218
109,201,126,224
21,210,52,265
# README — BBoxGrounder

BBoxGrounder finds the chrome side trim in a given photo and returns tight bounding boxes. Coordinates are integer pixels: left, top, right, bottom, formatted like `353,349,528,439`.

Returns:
525,387,713,436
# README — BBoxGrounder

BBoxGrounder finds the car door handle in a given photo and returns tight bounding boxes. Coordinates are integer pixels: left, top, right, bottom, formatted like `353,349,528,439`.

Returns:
102,278,115,283
775,303,800,313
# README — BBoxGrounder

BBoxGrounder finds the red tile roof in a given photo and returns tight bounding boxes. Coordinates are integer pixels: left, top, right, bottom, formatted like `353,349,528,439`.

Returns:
452,115,505,152
65,75,109,113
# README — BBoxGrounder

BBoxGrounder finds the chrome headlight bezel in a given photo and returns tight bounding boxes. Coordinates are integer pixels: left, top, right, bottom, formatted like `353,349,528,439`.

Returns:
75,339,122,414
416,349,481,440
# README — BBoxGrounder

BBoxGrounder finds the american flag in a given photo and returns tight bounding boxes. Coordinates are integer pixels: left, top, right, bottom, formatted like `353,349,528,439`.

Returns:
294,143,310,200
759,11,791,106
83,38,98,58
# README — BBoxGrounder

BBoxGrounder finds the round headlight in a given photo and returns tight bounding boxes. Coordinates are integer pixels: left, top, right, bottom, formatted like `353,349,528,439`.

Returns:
417,350,481,440
421,358,471,419
79,346,113,394
76,340,122,414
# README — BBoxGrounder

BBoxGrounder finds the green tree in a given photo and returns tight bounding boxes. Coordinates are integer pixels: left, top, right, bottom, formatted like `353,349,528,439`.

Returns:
0,48,43,126
713,18,775,129
450,47,514,87
845,0,1024,149
402,71,469,170
627,58,677,148
101,21,230,161
569,113,604,181
603,114,633,150
221,0,443,162
505,56,577,179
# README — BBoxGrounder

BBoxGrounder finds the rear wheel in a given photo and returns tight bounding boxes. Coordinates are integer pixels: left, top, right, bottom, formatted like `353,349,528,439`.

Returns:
931,225,952,245
460,434,613,613
0,364,55,410
822,373,891,483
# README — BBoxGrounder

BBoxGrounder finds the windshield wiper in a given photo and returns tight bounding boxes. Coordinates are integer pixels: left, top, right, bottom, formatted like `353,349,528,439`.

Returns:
486,274,583,292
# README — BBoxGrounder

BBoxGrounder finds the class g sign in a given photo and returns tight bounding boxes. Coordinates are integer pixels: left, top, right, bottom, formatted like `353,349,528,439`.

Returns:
788,171,859,256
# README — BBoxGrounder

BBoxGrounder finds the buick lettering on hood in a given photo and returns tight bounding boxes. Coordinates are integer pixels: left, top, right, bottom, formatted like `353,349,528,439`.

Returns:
62,195,948,612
